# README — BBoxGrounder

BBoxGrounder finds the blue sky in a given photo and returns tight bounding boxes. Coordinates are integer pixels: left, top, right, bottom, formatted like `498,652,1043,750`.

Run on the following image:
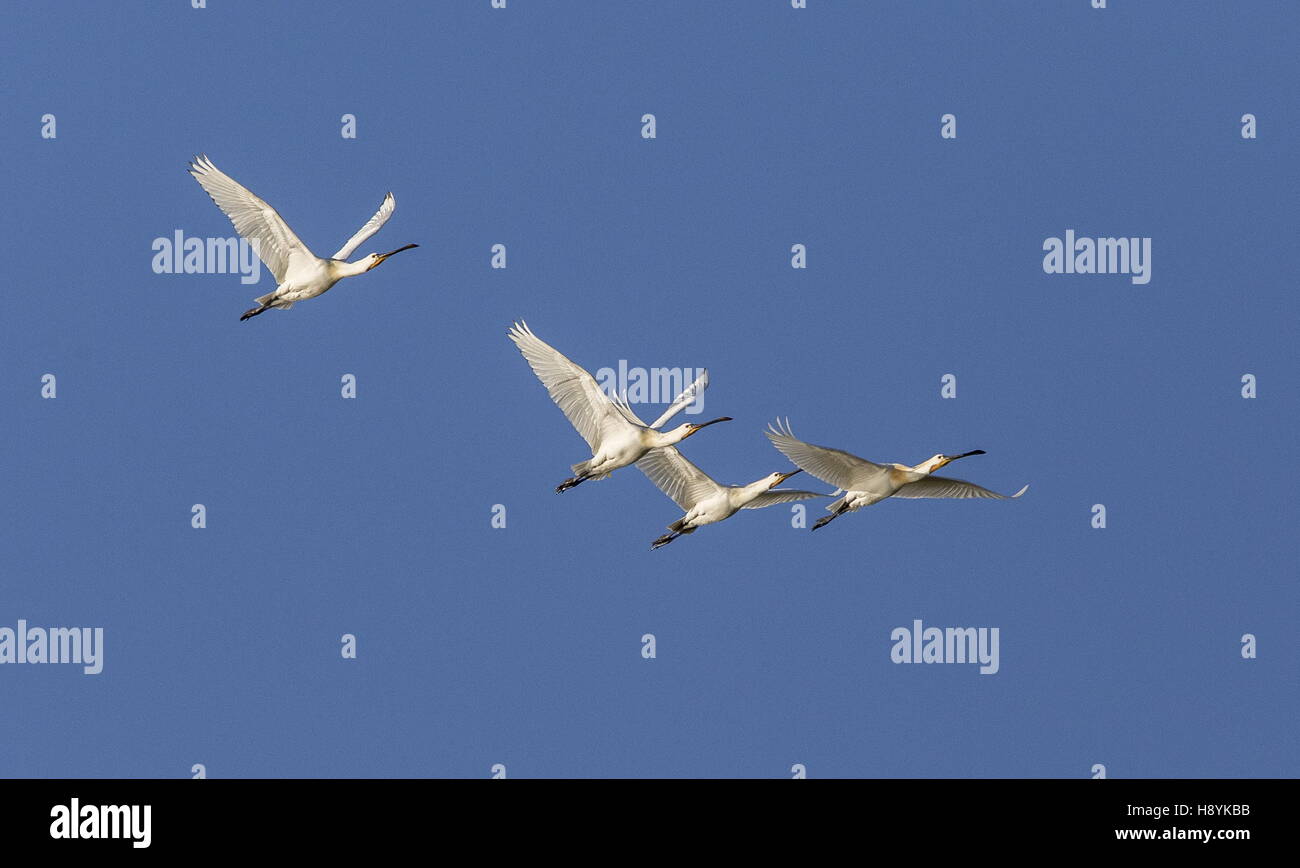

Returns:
1,0,1295,778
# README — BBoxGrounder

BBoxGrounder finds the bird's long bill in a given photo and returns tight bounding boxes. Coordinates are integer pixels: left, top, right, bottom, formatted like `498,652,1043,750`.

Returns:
684,416,733,436
368,243,419,270
936,449,985,469
775,469,803,485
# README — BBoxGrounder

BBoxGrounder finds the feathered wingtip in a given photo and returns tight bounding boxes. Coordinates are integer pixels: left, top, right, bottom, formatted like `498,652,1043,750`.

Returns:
765,416,797,441
186,153,220,182
507,319,535,344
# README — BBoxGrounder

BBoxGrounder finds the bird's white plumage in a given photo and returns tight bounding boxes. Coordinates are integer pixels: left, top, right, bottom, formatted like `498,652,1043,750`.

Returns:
765,418,886,491
611,393,644,426
648,370,708,429
764,418,1027,528
742,488,828,509
187,154,313,283
508,320,628,450
332,192,396,260
187,155,416,319
509,321,727,492
892,477,1029,499
635,446,725,511
609,370,707,429
637,446,823,512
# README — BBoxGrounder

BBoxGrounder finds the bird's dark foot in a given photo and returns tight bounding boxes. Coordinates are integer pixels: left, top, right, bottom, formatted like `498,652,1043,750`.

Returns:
650,531,680,550
812,514,837,531
555,475,588,493
240,305,267,321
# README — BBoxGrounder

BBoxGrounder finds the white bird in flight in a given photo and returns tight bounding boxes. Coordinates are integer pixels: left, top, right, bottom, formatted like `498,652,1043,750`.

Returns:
765,419,1028,531
637,446,825,549
509,321,732,492
188,155,418,321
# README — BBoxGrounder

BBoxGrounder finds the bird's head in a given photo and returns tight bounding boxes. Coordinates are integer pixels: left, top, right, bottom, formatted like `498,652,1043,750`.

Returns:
669,416,733,442
364,243,419,271
921,450,985,473
767,469,802,488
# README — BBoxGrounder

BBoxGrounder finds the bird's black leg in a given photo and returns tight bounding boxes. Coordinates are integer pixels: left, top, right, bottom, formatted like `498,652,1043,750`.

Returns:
555,474,590,493
240,304,270,321
812,504,848,531
650,531,681,550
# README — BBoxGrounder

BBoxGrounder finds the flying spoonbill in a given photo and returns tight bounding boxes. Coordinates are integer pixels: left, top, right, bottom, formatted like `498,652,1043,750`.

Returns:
765,419,1028,531
509,321,732,492
636,446,824,549
187,155,418,320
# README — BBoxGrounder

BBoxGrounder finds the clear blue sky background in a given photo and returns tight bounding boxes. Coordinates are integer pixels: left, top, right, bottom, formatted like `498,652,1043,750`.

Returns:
1,1,1294,778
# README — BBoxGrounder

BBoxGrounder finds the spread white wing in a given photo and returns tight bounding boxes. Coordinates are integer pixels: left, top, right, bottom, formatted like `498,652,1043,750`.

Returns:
648,369,709,429
635,447,724,511
893,478,1029,500
509,321,634,450
765,418,889,492
600,370,710,430
742,488,826,509
187,155,315,283
609,389,648,427
332,192,395,260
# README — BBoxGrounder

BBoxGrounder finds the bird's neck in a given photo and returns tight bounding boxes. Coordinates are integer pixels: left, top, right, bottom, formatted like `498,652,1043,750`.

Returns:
333,258,372,279
910,457,945,475
647,429,683,448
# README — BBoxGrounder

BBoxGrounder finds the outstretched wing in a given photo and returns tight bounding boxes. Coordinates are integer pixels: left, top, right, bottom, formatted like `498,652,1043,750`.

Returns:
332,192,395,260
609,388,649,427
765,418,888,492
742,489,827,509
187,155,314,283
635,446,724,511
892,477,1029,500
509,321,632,450
647,369,709,429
